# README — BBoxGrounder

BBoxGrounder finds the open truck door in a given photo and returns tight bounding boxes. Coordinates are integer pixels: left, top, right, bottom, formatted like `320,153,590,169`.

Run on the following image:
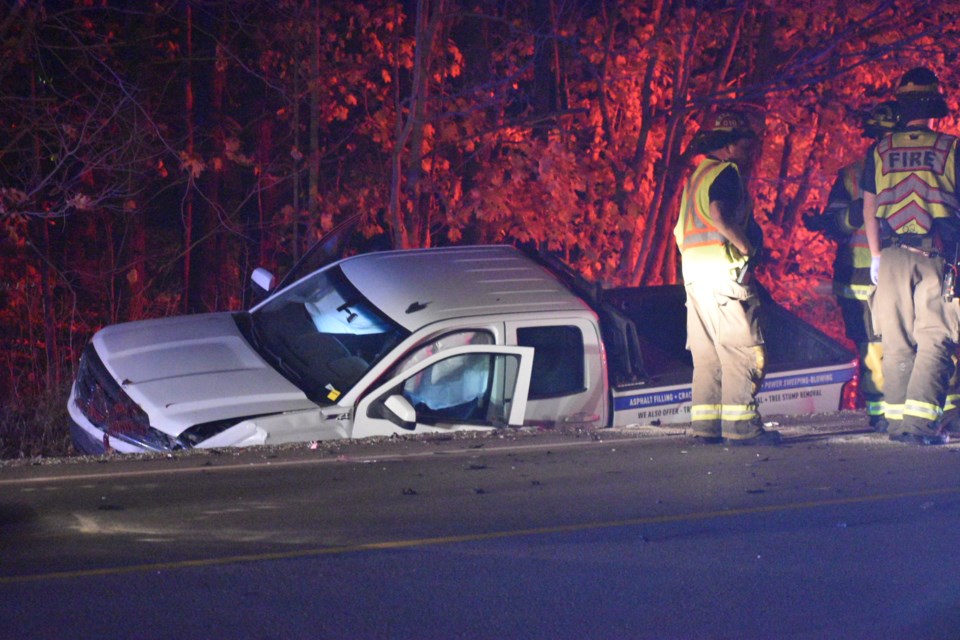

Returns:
249,213,392,304
352,345,535,439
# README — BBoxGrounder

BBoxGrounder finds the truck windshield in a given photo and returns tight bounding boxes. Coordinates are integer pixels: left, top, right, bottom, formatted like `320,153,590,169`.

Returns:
240,265,409,404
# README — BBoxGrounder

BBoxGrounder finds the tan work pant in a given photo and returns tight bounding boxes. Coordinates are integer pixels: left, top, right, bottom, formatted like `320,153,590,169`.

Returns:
837,295,884,418
875,246,960,437
684,279,766,439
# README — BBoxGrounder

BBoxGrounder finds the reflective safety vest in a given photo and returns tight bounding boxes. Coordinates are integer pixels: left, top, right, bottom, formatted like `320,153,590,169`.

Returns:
873,129,960,235
674,157,750,282
829,161,875,300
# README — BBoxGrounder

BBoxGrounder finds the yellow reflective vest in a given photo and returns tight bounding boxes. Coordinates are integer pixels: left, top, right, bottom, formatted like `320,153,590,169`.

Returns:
674,157,750,283
872,129,960,234
828,161,875,301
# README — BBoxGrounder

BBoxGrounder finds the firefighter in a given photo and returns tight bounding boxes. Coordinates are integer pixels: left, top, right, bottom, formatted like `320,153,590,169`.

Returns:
803,101,900,432
674,110,781,446
862,67,960,446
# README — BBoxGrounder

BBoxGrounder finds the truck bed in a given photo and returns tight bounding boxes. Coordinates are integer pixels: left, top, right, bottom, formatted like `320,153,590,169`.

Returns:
601,284,858,427
604,284,854,387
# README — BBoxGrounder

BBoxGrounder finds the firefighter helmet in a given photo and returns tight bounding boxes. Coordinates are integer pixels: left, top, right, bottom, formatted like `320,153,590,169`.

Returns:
861,100,899,139
895,67,948,121
691,110,757,154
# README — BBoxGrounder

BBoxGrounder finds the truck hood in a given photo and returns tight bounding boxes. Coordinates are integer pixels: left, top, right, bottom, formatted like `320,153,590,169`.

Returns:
92,312,317,434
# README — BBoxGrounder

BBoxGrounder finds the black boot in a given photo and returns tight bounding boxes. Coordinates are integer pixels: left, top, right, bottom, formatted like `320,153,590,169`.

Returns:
724,429,782,447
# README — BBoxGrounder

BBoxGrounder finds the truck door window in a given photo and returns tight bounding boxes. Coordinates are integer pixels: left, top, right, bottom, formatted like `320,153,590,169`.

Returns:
392,330,494,375
400,352,519,426
516,326,585,398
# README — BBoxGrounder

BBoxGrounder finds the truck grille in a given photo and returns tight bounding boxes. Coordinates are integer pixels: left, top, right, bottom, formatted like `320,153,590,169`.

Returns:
74,343,151,437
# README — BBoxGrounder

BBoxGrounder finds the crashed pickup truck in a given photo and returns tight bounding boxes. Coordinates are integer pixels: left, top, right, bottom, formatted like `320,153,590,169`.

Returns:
68,245,857,454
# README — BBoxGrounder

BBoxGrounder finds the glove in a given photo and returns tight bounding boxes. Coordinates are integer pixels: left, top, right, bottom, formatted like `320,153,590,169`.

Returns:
870,256,881,285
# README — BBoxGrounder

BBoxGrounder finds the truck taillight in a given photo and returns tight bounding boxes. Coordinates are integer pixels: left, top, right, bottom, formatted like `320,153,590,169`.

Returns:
840,369,860,410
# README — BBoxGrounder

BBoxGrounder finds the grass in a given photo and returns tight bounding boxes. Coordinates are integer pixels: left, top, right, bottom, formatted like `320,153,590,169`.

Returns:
0,383,74,460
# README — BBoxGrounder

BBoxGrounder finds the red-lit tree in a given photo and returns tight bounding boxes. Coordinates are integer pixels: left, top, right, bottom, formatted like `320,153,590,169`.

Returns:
4,0,960,456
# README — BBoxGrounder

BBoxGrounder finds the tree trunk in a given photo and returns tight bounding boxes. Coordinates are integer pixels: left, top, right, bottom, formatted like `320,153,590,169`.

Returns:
631,2,704,286
206,7,228,310
29,68,59,388
773,111,826,280
35,218,59,388
617,0,669,282
292,57,302,263
124,205,147,321
771,123,796,226
635,113,687,285
532,0,559,136
390,0,445,249
256,116,277,269
182,1,196,313
305,0,321,249
186,3,227,313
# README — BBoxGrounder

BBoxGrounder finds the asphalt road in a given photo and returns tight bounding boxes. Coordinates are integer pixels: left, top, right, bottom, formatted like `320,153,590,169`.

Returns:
2,412,959,639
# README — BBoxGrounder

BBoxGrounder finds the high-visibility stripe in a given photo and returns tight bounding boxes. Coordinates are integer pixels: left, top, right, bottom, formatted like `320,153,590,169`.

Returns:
678,159,729,251
682,232,727,249
721,404,759,422
898,80,941,95
885,403,904,422
691,404,722,422
904,399,942,422
884,201,934,234
876,174,960,211
944,395,960,413
835,282,875,300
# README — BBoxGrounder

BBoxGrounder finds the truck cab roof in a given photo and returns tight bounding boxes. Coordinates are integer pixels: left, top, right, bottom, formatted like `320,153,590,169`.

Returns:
339,245,590,332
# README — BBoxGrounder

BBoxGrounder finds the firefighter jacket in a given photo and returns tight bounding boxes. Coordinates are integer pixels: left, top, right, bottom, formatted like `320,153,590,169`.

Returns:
865,127,960,235
674,156,751,283
823,160,874,301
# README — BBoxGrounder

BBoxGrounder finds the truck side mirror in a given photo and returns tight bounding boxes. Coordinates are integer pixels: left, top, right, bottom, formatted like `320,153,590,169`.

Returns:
251,267,276,293
380,394,417,430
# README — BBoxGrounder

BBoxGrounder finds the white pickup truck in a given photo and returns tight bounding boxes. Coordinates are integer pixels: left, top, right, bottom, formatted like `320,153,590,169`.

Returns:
68,244,857,454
